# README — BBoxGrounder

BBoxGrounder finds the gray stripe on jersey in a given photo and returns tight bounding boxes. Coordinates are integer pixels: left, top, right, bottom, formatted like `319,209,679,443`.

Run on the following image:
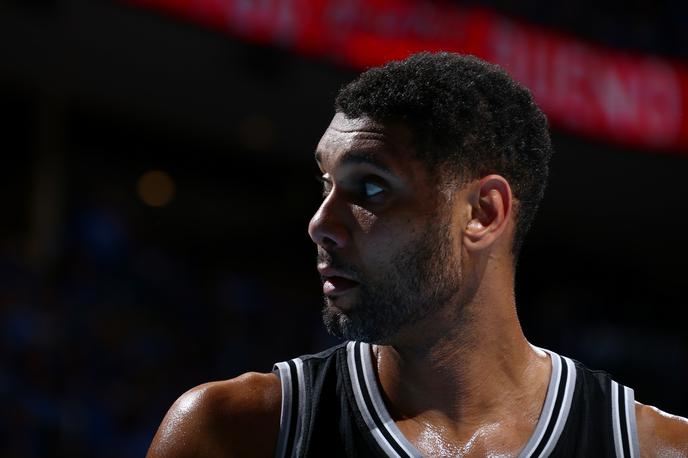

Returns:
539,355,577,456
361,343,422,458
624,386,640,458
292,358,307,456
518,349,562,458
611,381,624,458
273,362,293,458
346,341,402,458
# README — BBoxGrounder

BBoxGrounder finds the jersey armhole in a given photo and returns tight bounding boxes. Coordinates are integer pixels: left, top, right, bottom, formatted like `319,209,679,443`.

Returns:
272,359,306,458
611,381,641,458
273,362,294,458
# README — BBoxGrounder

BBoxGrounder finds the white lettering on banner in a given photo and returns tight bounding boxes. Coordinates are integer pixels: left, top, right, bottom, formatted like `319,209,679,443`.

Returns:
490,22,528,85
488,19,682,147
531,37,550,102
552,42,591,129
644,61,682,145
324,0,467,42
125,0,688,151
592,59,678,145
596,61,641,133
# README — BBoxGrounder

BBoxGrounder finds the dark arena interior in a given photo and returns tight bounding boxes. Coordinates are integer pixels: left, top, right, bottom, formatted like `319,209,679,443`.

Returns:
1,0,687,456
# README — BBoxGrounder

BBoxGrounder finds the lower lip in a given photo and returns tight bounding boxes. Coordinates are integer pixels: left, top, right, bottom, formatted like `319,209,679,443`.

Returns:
323,277,359,296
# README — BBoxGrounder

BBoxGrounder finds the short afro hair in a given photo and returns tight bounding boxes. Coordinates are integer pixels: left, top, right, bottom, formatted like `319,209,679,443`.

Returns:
335,52,553,258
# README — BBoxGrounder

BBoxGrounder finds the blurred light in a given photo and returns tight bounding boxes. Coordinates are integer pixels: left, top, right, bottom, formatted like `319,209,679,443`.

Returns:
137,170,175,207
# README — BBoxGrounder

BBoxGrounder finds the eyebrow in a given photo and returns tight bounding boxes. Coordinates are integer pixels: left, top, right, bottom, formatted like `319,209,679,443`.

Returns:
314,150,394,175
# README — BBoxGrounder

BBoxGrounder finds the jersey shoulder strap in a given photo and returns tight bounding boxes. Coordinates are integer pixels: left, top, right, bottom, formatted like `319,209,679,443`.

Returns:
550,357,641,458
609,377,641,457
272,343,346,458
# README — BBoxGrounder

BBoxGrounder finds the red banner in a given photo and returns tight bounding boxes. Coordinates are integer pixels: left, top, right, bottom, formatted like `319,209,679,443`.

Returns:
123,0,688,153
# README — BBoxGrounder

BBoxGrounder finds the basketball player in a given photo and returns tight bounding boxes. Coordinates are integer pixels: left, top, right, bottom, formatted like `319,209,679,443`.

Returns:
147,53,688,457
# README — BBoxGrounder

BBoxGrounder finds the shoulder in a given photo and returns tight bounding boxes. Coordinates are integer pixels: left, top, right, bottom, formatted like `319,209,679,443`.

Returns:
146,372,282,458
636,401,688,457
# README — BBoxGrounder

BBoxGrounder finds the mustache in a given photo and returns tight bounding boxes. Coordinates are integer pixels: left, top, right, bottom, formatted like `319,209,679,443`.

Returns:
316,249,362,280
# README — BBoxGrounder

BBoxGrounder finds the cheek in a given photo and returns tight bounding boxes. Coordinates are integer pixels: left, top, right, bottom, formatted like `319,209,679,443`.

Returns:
350,205,424,259
350,204,421,238
349,205,401,262
350,204,378,233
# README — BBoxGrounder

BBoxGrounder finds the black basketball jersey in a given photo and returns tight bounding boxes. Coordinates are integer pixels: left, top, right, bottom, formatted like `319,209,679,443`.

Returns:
272,341,640,457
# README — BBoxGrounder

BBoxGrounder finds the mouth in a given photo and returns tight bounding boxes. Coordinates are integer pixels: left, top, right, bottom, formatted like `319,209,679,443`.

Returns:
322,276,359,296
318,265,360,297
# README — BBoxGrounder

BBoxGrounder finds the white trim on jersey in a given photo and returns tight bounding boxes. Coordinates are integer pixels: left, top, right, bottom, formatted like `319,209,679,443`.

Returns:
360,343,423,457
273,358,306,458
518,350,563,457
347,342,578,458
612,380,624,457
275,344,639,458
611,380,640,458
537,354,577,456
293,358,307,454
346,341,404,457
624,386,641,458
273,361,293,458
518,350,577,458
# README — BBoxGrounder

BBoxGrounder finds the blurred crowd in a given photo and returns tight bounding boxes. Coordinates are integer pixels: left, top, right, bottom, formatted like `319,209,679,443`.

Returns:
0,203,326,457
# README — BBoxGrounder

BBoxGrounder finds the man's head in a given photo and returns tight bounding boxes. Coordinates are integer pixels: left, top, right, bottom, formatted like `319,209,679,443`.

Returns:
309,52,553,344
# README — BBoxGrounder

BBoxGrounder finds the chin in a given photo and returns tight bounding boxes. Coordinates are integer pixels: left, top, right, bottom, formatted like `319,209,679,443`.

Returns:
325,291,358,314
322,306,395,344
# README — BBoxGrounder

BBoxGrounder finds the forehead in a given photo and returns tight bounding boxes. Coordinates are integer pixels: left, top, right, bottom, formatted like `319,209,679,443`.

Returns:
315,113,417,171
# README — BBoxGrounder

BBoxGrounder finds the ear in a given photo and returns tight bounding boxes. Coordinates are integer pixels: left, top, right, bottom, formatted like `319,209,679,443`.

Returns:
463,175,513,252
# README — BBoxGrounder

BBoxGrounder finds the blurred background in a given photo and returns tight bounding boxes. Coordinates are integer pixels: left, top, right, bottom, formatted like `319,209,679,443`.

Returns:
1,0,687,456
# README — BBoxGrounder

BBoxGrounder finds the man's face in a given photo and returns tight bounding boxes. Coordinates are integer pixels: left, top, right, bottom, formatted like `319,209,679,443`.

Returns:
308,113,463,344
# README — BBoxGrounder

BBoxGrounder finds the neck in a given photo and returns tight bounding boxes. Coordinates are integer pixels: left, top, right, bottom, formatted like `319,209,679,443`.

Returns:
374,263,549,429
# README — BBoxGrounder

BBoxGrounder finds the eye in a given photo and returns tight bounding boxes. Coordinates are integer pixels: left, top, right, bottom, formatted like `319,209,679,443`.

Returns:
363,182,384,198
315,174,332,197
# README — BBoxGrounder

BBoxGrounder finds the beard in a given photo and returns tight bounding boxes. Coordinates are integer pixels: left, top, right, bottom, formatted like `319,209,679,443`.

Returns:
319,216,461,344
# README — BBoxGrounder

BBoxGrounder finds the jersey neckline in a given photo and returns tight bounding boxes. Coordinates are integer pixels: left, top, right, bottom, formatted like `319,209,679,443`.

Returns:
344,341,577,458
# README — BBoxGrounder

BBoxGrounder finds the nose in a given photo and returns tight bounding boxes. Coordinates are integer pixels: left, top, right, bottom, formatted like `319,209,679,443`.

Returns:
308,193,350,250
